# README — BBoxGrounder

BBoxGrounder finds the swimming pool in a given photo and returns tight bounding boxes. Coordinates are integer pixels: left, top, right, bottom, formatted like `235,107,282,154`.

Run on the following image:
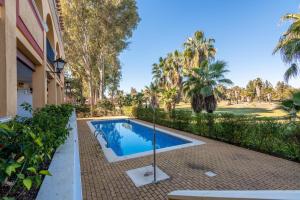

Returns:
88,119,204,162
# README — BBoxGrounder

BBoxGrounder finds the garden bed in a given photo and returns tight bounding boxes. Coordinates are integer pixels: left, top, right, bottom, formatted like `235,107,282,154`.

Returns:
36,111,82,200
0,104,80,200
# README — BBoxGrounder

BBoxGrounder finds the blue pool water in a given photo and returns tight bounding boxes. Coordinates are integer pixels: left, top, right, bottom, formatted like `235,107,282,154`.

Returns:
91,119,190,156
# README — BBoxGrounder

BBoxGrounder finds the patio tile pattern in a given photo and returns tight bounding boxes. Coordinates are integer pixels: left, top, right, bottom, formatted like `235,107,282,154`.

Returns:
77,118,300,200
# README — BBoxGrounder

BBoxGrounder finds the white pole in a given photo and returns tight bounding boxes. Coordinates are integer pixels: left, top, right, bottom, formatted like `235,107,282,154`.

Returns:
153,107,157,183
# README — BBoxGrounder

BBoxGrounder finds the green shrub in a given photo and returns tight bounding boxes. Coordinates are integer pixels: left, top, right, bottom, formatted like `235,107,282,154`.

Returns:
123,106,136,117
97,99,115,111
74,104,90,118
93,99,117,116
0,104,73,199
74,104,90,113
135,107,300,162
170,110,192,131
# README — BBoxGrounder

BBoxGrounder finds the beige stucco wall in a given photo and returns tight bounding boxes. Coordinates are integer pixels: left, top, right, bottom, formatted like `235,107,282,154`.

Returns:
0,0,65,117
48,78,57,105
32,65,47,108
0,1,17,117
16,29,43,65
19,0,44,50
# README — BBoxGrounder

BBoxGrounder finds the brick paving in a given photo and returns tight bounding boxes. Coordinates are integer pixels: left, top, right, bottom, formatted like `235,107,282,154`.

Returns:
77,118,300,200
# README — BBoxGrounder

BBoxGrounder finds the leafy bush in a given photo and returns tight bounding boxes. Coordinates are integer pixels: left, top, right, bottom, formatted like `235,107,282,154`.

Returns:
74,104,90,118
123,106,138,117
97,99,115,111
0,104,73,199
74,104,90,113
170,110,193,131
93,99,117,116
135,107,300,162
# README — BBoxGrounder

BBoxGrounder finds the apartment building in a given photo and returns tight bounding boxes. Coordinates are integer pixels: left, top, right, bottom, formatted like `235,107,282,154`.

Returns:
0,0,66,118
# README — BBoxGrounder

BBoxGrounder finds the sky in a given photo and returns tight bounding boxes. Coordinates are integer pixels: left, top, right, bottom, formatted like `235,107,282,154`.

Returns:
119,0,300,93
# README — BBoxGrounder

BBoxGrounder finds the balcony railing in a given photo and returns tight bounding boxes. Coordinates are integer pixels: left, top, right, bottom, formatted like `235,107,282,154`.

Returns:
46,38,55,64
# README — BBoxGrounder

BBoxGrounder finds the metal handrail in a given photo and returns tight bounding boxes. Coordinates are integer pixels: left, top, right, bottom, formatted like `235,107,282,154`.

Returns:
93,129,103,137
101,134,109,148
95,130,102,138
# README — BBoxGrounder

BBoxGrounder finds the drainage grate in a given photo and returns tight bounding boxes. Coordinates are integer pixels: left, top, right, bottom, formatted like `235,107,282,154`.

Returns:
205,171,217,177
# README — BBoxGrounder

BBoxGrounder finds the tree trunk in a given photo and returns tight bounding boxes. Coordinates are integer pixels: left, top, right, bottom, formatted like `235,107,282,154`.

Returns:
99,68,103,100
172,102,176,110
256,86,261,102
111,90,115,102
89,77,94,116
204,95,217,113
94,88,98,103
99,64,105,101
191,93,204,113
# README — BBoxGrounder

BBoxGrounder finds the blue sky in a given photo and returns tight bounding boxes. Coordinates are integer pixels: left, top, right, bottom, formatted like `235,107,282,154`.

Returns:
119,0,300,93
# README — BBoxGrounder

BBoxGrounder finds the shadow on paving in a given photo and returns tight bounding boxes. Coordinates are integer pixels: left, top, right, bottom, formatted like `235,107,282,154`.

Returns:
77,118,300,200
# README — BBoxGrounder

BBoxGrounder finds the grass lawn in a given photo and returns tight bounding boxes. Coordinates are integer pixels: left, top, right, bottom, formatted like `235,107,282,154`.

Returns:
176,101,288,117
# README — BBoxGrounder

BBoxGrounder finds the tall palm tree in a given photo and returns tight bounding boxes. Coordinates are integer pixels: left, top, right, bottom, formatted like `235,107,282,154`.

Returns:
253,78,263,102
165,50,183,103
225,88,234,105
152,57,167,87
161,87,177,112
232,86,242,104
133,92,144,107
183,60,233,113
183,31,216,69
144,83,160,109
245,80,256,101
274,13,300,82
152,52,183,110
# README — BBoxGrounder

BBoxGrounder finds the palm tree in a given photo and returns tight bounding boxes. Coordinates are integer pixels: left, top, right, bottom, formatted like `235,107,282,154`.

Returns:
152,57,167,87
124,94,133,106
142,89,150,108
240,88,248,102
152,52,183,110
133,92,144,107
183,31,216,69
275,81,295,101
264,80,274,103
281,91,300,121
232,86,241,104
245,80,256,101
274,13,300,82
253,78,263,102
115,90,125,110
215,84,227,102
144,83,160,109
165,50,183,103
183,60,233,113
161,87,177,112
225,88,234,105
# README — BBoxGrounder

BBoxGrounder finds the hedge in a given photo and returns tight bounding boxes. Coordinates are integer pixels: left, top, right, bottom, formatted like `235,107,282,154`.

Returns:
0,104,74,200
132,107,300,162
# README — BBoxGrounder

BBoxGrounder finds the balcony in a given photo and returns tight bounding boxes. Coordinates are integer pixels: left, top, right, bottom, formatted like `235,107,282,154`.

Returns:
46,38,55,64
16,0,44,59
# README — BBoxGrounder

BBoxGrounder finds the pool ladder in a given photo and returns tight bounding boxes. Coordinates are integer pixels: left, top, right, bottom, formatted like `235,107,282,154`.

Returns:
93,129,103,138
93,129,109,148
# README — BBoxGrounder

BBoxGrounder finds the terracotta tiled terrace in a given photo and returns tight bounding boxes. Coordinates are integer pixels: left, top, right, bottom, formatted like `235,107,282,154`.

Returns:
77,118,300,200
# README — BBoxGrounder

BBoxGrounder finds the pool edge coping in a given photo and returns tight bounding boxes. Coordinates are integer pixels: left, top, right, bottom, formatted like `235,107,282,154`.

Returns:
86,118,205,163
